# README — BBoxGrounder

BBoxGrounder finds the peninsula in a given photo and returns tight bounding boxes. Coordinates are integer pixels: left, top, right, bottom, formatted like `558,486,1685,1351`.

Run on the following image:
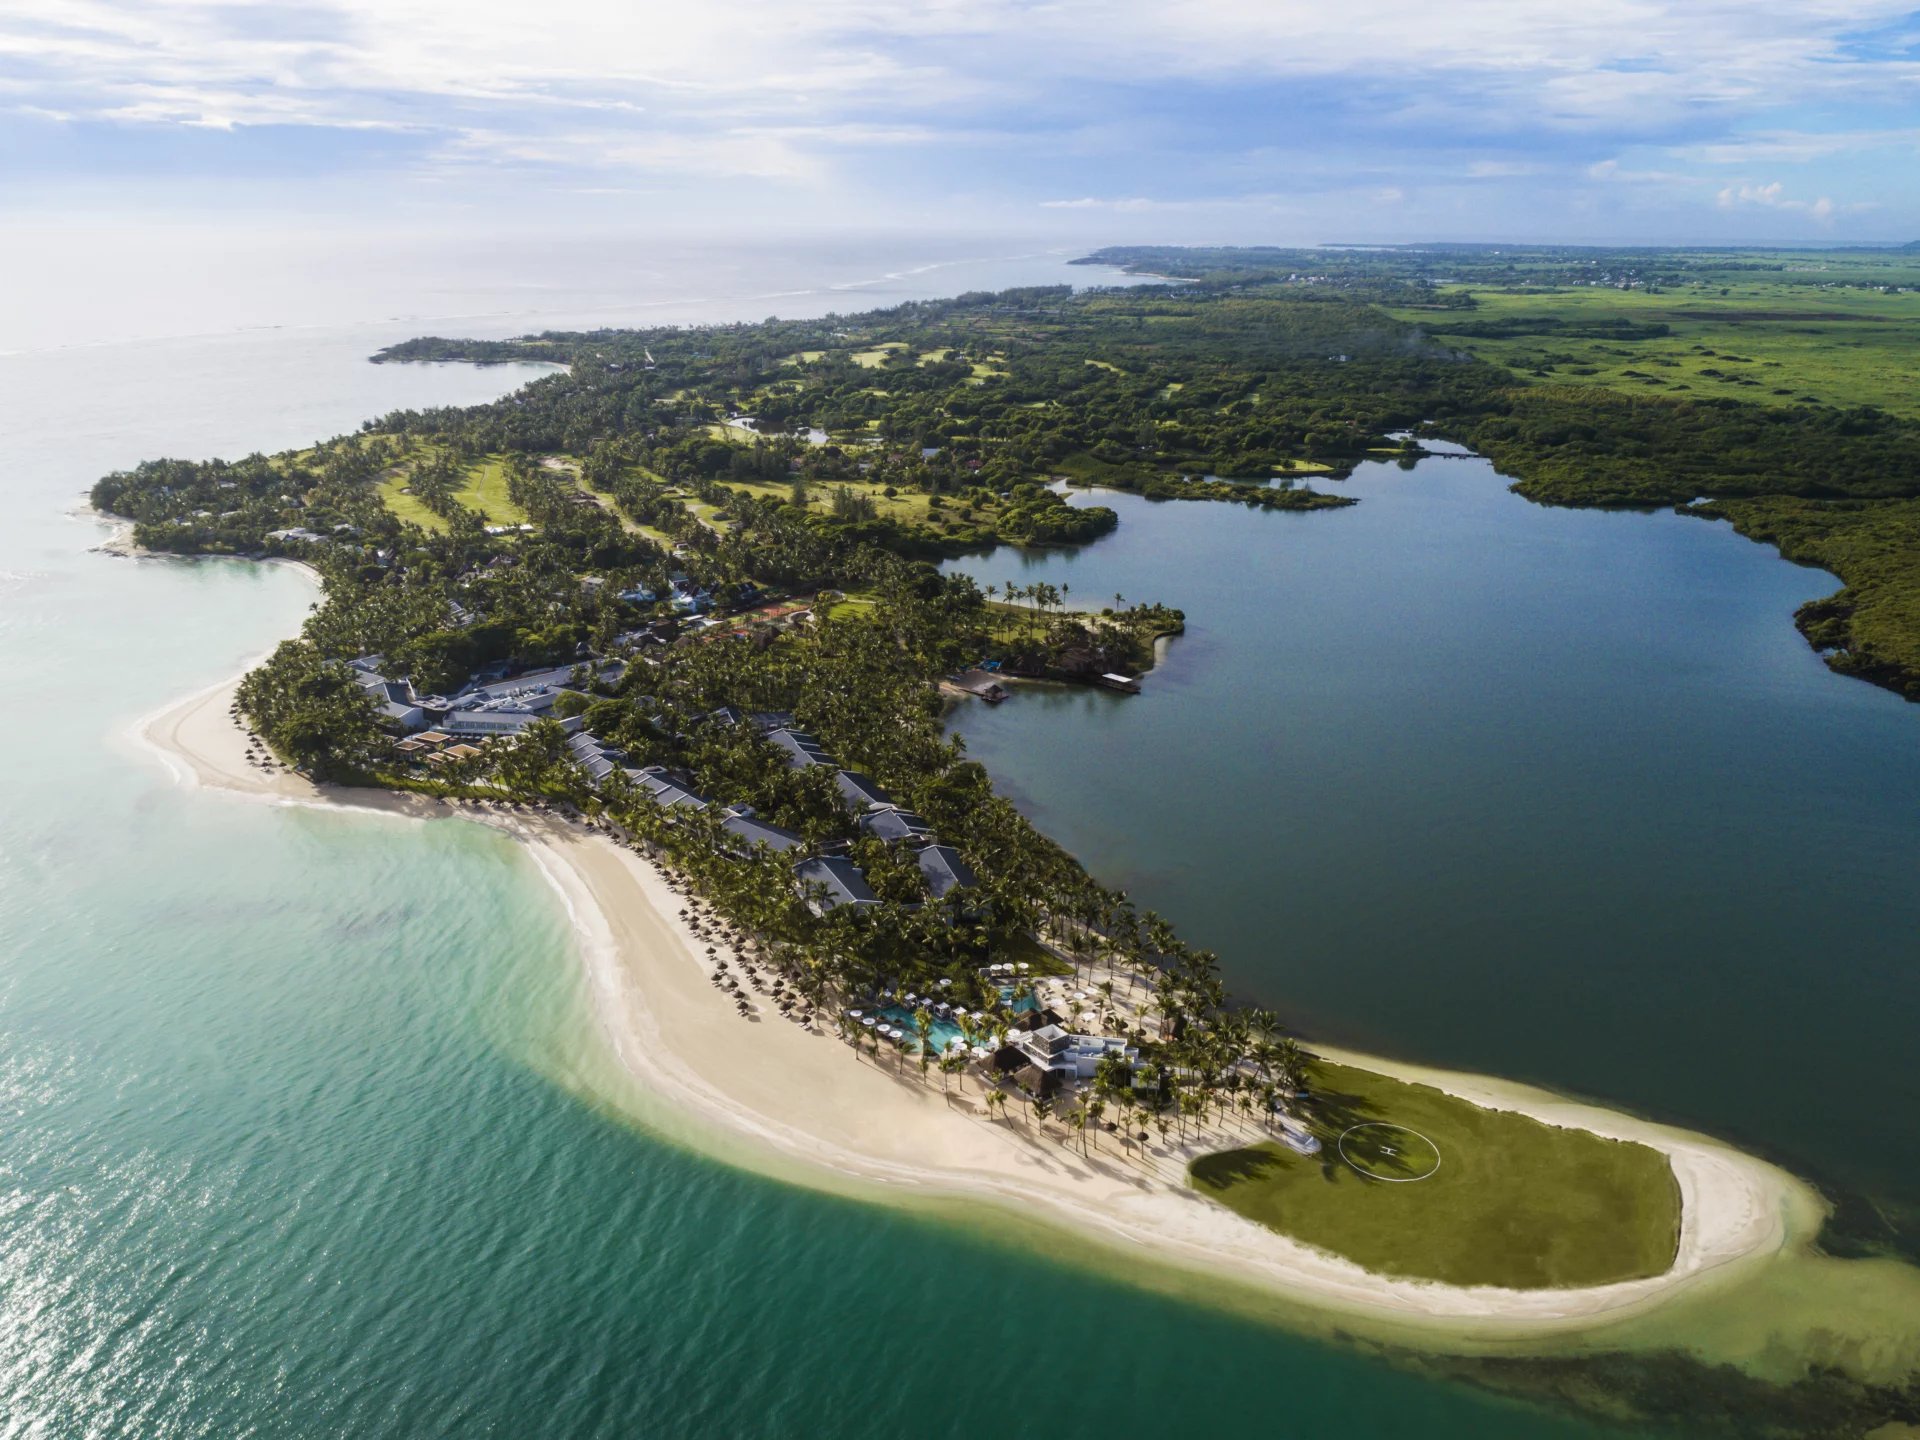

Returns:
102,262,1846,1336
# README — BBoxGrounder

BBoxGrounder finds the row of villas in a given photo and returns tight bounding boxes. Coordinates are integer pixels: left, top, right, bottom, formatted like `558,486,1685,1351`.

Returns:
354,654,980,920
568,709,980,919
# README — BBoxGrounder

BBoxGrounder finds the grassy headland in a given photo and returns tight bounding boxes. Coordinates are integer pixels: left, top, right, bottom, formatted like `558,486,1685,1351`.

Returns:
1191,1061,1681,1290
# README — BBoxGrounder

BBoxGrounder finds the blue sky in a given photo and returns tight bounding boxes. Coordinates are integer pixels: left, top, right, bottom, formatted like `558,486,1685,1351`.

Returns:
5,0,1918,244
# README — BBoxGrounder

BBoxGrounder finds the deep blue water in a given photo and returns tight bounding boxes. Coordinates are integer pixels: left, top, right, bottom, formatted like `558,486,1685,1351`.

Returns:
945,458,1920,1214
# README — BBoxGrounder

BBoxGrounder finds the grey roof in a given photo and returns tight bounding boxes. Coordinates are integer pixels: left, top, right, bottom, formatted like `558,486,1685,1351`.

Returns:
834,770,893,811
453,659,625,707
794,855,878,911
569,730,629,784
721,813,805,854
441,709,542,735
748,710,796,734
766,728,834,769
859,807,934,842
623,764,709,811
917,844,977,899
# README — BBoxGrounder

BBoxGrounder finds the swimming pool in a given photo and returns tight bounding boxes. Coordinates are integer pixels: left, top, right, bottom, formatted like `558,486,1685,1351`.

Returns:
865,988,1037,1054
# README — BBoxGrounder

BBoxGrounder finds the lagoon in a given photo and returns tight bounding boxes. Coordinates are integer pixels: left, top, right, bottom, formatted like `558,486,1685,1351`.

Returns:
943,454,1920,1215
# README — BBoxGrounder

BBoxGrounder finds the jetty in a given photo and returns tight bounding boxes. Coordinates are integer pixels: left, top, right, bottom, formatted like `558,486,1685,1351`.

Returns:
944,668,1010,703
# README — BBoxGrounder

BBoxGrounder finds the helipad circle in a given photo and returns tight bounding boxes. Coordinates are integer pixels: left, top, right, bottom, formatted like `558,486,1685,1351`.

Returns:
1337,1123,1442,1183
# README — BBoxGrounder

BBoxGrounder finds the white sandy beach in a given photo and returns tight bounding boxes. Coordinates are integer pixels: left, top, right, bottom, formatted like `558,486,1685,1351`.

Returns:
138,671,1828,1342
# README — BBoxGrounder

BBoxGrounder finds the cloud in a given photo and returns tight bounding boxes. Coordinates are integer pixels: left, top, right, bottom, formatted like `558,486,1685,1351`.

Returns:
1587,159,1698,185
1677,128,1920,164
3,0,1916,235
1039,194,1287,213
1716,180,1839,221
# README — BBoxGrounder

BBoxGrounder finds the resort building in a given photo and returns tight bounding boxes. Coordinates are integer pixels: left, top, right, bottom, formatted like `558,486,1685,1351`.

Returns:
916,844,977,901
766,727,834,769
1012,1024,1137,1082
795,855,879,914
433,659,624,736
720,805,806,855
859,807,934,843
626,764,711,814
567,730,627,785
348,657,426,731
834,770,893,812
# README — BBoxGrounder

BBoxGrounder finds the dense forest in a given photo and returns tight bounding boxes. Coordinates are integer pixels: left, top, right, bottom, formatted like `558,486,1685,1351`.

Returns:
100,260,1920,697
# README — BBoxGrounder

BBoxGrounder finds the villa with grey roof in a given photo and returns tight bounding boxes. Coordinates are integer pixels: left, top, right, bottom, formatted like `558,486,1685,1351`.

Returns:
766,727,833,769
795,856,879,914
833,770,893,811
720,806,806,855
859,807,935,843
916,844,978,901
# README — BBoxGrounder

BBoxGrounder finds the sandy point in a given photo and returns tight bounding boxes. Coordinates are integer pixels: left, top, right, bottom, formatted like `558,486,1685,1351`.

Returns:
134,670,1825,1345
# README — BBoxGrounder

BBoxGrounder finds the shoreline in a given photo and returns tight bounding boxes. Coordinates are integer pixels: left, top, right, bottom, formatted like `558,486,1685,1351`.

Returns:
134,663,1827,1347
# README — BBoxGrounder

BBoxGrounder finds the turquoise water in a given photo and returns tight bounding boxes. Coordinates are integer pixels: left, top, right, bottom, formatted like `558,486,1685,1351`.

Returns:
870,987,1037,1052
2,253,1641,1438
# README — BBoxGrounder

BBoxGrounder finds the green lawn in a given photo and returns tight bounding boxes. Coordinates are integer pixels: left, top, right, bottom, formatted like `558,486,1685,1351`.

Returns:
376,472,446,533
374,452,531,532
1190,1061,1680,1289
850,342,909,368
457,457,531,525
717,476,992,537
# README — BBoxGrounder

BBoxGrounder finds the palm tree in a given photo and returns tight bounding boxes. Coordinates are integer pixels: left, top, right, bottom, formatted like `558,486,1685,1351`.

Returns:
985,1088,1008,1124
914,1007,935,1080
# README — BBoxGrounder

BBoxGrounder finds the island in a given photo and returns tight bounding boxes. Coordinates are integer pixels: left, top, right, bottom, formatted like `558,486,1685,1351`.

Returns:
103,265,1832,1342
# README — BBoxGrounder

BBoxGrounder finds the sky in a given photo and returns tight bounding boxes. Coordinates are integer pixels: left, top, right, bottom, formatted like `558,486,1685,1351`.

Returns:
3,0,1919,247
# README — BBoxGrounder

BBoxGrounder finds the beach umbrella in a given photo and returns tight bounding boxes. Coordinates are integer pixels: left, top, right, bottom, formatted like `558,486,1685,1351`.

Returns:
938,979,952,989
1017,963,1030,973
862,1017,876,1027
848,1009,863,1018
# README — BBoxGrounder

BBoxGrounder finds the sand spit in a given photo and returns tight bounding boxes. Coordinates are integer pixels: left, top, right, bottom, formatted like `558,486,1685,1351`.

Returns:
136,671,1823,1343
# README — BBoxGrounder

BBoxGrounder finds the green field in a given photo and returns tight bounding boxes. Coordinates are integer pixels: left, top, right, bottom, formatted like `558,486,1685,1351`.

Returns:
1190,1061,1681,1289
715,474,1007,539
1387,282,1920,417
375,453,531,533
850,342,909,368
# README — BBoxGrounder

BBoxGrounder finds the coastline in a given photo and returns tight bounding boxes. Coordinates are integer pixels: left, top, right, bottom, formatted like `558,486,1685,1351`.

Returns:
135,665,1827,1346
